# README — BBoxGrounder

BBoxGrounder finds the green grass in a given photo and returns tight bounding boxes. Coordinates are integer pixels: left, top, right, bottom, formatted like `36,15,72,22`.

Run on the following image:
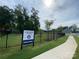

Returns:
73,36,79,59
0,34,68,59
0,34,21,48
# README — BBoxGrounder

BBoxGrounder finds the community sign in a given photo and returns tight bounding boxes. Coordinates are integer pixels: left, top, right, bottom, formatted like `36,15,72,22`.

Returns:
23,30,34,45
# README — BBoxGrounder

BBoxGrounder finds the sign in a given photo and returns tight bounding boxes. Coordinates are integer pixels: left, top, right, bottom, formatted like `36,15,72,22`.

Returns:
23,30,34,44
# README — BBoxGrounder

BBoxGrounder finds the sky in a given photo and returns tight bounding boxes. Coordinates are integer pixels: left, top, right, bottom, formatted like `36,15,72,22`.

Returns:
0,0,79,29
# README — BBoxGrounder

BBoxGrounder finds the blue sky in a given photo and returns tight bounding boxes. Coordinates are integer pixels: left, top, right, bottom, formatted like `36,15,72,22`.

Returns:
0,0,79,29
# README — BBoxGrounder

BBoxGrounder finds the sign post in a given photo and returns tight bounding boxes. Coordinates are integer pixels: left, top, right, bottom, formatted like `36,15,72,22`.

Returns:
21,30,35,50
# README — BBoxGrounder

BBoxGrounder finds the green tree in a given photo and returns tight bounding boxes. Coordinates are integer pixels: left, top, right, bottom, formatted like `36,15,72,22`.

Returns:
0,6,14,33
56,26,63,32
14,5,24,33
45,20,53,31
30,8,40,33
23,7,34,30
56,26,68,32
45,20,53,40
14,5,40,33
0,6,14,48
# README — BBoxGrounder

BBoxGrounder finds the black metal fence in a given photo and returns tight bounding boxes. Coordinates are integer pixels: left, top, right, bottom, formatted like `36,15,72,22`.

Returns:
0,30,65,48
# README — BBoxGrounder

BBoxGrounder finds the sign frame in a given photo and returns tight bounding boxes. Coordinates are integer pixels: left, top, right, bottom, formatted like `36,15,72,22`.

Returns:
21,30,35,50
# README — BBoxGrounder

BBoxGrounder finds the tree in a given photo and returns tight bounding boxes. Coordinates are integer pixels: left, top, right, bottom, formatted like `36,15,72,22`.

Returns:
45,20,53,40
0,6,14,33
30,8,40,33
14,5,40,33
23,7,34,30
0,6,14,48
45,20,53,31
14,5,25,33
56,26,64,32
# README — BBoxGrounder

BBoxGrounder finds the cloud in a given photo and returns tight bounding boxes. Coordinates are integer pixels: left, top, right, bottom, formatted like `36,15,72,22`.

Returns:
0,0,79,29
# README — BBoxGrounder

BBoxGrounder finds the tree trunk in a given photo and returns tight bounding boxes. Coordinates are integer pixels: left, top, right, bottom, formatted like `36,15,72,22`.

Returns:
39,30,42,43
6,34,8,48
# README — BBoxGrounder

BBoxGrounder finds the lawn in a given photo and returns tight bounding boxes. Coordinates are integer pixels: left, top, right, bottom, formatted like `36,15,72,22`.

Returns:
73,36,79,59
0,34,68,59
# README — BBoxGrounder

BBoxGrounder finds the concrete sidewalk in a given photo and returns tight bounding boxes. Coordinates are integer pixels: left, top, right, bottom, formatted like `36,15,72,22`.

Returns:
32,36,77,59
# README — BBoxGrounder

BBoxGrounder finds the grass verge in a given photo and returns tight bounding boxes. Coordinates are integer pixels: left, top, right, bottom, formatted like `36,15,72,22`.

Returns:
0,34,68,59
73,36,79,59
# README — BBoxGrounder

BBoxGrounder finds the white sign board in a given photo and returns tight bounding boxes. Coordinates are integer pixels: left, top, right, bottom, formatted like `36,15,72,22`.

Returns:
23,30,34,40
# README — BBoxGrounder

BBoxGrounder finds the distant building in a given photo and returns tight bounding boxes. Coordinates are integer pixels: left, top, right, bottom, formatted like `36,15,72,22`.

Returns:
76,28,79,32
62,25,79,35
